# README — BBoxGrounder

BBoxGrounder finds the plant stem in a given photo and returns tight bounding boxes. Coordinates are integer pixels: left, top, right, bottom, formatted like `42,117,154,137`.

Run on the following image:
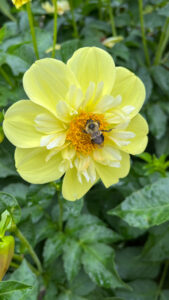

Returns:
13,253,23,262
13,254,40,275
27,262,40,276
138,0,150,66
0,66,14,88
69,0,79,38
15,228,42,274
10,262,20,269
155,260,169,300
107,0,116,36
154,17,169,65
26,2,39,60
52,0,58,58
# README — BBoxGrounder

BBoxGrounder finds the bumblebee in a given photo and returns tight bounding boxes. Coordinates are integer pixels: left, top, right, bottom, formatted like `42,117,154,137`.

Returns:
84,119,112,145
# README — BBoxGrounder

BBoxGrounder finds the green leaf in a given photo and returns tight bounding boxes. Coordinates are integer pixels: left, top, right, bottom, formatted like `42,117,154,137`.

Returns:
142,222,169,261
52,198,84,223
82,243,129,290
34,218,56,245
9,44,35,65
0,140,16,178
158,3,169,17
0,192,21,224
5,54,30,76
0,281,31,295
61,40,80,62
70,271,96,296
144,12,164,29
138,67,153,101
43,232,65,266
115,279,157,300
151,66,169,96
0,0,16,21
63,198,84,220
57,294,87,300
6,260,38,300
2,183,28,206
66,214,104,238
160,290,169,300
43,282,58,300
0,26,6,44
116,247,160,280
27,184,56,206
105,298,124,300
63,238,82,281
155,130,169,156
109,177,169,229
79,224,121,244
36,28,53,57
110,43,130,62
147,104,167,139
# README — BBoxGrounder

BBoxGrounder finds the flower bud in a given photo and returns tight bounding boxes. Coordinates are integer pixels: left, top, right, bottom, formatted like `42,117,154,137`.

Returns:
0,236,15,280
102,36,124,48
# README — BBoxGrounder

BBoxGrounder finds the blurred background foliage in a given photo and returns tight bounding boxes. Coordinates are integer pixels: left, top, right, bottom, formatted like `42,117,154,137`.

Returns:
0,0,169,299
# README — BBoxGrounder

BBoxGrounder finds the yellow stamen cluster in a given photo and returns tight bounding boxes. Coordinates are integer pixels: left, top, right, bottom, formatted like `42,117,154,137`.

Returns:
66,111,108,155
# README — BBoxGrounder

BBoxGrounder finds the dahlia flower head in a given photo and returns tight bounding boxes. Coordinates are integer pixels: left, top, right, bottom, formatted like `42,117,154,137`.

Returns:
3,47,148,201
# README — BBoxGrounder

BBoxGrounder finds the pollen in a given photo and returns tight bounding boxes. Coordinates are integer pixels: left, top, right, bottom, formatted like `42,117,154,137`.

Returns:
66,111,108,155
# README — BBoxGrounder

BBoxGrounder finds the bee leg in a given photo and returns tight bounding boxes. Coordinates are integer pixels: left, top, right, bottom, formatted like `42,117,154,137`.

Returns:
101,128,113,133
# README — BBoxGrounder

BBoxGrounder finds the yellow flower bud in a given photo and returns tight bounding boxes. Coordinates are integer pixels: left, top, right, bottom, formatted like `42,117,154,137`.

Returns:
12,0,31,9
102,36,124,48
0,236,15,281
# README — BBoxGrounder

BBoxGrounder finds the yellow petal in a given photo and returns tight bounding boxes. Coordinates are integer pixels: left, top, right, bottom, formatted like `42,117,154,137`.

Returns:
3,100,53,148
15,147,64,183
62,167,96,201
119,114,148,154
23,58,78,115
111,67,146,118
95,151,130,187
67,47,116,95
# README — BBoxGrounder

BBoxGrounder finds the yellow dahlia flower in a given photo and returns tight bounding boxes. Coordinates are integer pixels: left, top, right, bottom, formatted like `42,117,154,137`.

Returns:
3,47,148,201
12,0,31,9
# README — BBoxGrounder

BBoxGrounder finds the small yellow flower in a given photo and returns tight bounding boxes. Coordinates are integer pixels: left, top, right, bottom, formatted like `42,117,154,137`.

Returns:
42,1,70,15
12,0,31,9
3,47,148,201
102,36,124,48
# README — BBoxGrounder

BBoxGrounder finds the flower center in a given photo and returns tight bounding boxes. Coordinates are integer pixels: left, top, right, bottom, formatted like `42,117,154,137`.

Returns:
66,111,108,155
